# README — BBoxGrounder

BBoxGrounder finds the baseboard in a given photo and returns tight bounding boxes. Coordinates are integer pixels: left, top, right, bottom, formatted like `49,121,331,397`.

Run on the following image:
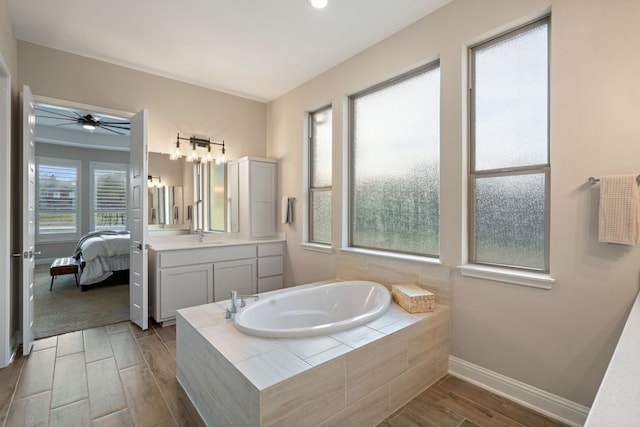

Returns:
448,356,589,427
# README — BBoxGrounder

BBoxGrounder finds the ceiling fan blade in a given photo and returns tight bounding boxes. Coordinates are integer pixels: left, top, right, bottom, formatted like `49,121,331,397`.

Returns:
35,107,79,120
34,115,76,122
99,121,131,126
53,123,79,127
99,126,127,136
99,124,131,130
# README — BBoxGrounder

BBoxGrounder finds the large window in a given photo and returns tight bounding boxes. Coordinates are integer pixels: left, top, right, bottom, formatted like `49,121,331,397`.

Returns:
350,63,440,257
91,162,128,231
469,17,550,271
309,106,332,244
36,157,80,240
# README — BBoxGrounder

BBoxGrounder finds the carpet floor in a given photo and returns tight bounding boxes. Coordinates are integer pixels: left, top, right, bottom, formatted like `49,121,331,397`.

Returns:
33,264,129,339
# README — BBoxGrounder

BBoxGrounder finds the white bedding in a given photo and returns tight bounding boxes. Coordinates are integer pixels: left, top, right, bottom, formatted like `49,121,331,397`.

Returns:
75,232,130,285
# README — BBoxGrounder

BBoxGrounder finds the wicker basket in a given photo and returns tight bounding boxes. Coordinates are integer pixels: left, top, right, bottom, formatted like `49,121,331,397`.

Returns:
391,284,435,313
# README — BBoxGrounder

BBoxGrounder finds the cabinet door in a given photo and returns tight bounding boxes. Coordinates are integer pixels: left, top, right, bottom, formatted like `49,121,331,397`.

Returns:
214,258,256,302
159,264,213,320
250,161,276,238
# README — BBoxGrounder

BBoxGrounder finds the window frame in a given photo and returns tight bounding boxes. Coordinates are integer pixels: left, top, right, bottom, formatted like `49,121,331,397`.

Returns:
35,156,81,242
308,104,333,245
348,61,441,258
90,161,129,232
468,16,551,273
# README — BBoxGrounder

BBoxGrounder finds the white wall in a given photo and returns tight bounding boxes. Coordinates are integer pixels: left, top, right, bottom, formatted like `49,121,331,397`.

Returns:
267,0,640,407
17,41,267,160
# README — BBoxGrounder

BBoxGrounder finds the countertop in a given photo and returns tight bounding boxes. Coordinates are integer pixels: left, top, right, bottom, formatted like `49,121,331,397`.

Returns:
148,235,285,252
584,291,640,426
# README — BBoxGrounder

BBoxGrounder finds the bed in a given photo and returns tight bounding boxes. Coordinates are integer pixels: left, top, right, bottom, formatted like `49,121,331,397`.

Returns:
73,231,130,290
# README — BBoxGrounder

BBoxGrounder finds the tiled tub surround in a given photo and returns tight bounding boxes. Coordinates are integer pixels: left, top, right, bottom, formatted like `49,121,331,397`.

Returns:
176,294,449,426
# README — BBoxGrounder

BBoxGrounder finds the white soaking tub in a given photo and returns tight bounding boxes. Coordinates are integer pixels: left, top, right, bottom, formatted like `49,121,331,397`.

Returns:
234,280,391,338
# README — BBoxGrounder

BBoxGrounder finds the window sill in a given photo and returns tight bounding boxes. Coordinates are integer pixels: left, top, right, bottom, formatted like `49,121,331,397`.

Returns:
301,242,333,254
340,247,441,265
458,264,555,290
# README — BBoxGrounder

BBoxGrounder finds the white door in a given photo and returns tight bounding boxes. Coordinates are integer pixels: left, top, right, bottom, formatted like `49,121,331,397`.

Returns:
21,86,36,355
128,109,148,329
0,55,12,367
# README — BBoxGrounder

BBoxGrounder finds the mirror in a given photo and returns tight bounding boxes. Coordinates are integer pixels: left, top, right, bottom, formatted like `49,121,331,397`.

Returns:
148,152,227,232
148,186,183,225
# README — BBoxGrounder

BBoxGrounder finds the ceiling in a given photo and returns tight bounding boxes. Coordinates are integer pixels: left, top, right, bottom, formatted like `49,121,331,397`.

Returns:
7,0,451,102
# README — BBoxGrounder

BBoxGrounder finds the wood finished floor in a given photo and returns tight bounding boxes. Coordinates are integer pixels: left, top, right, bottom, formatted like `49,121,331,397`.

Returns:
0,321,570,427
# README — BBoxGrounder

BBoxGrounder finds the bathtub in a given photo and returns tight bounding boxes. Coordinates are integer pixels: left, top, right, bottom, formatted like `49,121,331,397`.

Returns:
234,280,391,338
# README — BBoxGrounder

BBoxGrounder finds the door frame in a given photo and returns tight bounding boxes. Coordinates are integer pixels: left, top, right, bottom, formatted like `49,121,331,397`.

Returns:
0,54,12,367
24,95,145,341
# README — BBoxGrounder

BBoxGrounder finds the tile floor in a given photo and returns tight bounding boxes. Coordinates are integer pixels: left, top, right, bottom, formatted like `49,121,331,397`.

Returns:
0,320,571,427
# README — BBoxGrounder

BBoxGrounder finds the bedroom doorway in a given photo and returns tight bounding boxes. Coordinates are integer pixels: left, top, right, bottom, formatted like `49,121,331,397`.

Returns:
27,96,138,339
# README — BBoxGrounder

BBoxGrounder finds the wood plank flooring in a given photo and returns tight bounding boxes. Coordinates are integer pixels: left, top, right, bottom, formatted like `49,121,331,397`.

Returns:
0,321,571,427
1,321,205,427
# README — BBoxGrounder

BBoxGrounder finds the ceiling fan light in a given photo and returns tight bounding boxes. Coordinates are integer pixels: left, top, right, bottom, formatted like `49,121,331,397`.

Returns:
83,123,96,131
309,0,328,9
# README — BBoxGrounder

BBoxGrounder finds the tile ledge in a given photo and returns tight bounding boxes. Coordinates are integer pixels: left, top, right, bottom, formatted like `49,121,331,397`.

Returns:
458,264,555,290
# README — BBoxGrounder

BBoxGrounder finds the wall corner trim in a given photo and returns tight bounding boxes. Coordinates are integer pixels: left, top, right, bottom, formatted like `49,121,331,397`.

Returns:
448,356,589,427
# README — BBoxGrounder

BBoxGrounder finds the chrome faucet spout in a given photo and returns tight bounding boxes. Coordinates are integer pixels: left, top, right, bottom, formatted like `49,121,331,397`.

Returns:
226,290,259,319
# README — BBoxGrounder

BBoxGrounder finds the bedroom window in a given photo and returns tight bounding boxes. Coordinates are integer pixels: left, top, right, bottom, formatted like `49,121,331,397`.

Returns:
469,17,550,271
349,62,440,257
36,157,80,241
91,162,128,232
308,105,332,245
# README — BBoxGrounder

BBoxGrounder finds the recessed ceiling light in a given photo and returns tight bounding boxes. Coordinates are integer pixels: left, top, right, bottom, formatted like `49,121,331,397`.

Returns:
309,0,328,9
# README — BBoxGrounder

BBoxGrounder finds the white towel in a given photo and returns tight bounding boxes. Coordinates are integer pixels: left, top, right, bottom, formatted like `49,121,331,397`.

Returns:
598,174,640,245
281,197,294,224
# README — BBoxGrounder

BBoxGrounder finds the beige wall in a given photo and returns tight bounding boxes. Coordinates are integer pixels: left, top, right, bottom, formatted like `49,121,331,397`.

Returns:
267,0,640,407
17,41,267,159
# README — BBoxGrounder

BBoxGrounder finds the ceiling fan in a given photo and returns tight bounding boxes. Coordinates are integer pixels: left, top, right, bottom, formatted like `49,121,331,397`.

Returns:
35,105,131,135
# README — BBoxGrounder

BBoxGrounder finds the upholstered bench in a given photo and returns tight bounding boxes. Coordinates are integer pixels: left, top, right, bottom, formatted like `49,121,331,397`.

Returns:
49,257,79,291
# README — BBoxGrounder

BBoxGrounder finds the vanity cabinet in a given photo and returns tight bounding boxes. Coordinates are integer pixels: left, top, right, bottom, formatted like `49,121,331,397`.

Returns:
214,258,256,302
228,157,278,239
148,240,284,325
159,264,213,320
257,242,284,293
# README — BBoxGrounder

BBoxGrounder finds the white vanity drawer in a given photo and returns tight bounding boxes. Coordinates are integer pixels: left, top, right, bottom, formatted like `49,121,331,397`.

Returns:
257,255,283,278
258,275,283,293
159,245,257,268
258,242,284,257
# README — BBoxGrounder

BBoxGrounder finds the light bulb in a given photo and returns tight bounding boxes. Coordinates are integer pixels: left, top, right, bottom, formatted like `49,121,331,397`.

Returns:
309,0,328,8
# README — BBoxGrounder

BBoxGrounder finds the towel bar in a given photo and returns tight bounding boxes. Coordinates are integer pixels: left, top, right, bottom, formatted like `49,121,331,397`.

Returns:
588,176,640,185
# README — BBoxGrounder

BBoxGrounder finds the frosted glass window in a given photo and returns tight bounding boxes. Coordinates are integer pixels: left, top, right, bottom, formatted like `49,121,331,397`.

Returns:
473,21,549,171
309,106,332,244
474,173,545,270
351,64,440,256
310,190,331,244
470,17,550,272
311,108,332,188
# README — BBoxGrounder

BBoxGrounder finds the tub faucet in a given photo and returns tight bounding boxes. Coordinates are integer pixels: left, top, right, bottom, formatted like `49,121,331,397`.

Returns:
225,290,260,319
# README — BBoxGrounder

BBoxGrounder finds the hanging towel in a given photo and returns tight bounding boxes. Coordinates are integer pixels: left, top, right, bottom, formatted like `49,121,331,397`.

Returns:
598,174,640,245
281,197,294,224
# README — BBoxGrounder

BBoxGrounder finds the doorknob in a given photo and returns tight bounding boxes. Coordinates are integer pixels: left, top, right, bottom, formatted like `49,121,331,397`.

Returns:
30,251,42,257
131,243,143,250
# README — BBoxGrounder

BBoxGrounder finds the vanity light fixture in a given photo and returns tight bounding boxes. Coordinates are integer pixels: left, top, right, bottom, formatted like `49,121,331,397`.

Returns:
309,0,328,9
172,133,227,164
147,175,162,187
